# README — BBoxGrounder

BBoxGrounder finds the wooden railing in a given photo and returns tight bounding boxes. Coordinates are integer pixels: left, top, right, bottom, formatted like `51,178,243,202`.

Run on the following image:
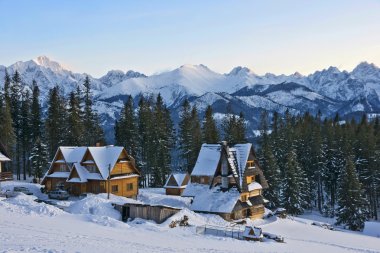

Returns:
0,172,13,181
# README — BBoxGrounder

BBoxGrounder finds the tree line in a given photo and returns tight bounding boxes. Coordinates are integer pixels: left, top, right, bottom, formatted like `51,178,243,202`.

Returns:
114,96,247,186
258,110,380,230
0,71,104,181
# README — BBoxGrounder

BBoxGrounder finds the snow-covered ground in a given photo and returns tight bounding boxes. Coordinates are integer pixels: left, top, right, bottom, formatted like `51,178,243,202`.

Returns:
1,181,380,253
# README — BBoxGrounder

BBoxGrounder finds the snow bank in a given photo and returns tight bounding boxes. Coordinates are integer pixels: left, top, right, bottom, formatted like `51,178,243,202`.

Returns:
163,208,230,227
0,194,64,216
0,181,46,199
67,194,123,220
363,221,380,238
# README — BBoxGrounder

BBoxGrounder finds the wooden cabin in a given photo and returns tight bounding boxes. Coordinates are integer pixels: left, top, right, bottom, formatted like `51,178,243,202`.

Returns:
0,142,12,181
164,173,190,196
182,141,268,221
42,146,140,199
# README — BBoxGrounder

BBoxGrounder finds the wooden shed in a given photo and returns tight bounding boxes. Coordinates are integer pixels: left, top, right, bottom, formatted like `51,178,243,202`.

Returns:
114,203,181,224
164,173,190,196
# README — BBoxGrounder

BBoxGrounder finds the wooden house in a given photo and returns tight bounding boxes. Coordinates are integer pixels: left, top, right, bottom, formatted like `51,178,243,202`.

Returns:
182,141,268,221
42,146,140,198
164,173,190,196
0,142,12,181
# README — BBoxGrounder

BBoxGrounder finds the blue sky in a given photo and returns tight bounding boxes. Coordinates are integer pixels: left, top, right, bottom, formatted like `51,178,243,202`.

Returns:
0,0,379,77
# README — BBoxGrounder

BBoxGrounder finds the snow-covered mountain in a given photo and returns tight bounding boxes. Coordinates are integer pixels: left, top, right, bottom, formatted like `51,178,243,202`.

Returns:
0,56,379,141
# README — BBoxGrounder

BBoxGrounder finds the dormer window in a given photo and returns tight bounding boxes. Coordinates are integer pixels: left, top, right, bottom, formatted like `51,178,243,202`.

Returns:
86,164,97,173
59,164,67,172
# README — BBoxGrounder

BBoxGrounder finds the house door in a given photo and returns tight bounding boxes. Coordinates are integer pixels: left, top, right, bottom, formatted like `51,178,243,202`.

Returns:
122,206,130,221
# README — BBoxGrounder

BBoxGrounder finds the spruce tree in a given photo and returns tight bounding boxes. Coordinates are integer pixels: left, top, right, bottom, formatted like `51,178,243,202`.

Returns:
202,105,219,144
20,90,32,179
45,87,67,158
0,73,15,157
116,95,138,158
66,90,84,145
336,158,368,231
30,80,43,142
30,137,48,183
281,149,308,215
10,71,22,179
178,99,193,172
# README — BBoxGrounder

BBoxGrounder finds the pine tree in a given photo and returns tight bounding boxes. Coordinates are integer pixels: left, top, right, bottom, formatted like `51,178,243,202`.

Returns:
0,72,15,157
178,99,193,172
30,138,48,183
116,95,138,158
10,71,22,179
336,158,368,231
137,95,154,187
20,90,32,180
66,90,84,145
82,76,104,145
150,94,174,186
202,105,219,144
30,80,43,142
45,87,67,158
281,149,308,215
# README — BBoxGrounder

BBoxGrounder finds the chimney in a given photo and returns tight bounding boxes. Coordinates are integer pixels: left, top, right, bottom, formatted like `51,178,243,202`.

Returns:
220,141,229,191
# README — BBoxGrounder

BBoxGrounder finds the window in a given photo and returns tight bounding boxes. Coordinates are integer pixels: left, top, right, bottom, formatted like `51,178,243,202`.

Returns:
111,185,118,192
247,175,255,184
86,165,97,173
59,164,67,172
247,161,254,168
241,194,248,202
127,183,133,191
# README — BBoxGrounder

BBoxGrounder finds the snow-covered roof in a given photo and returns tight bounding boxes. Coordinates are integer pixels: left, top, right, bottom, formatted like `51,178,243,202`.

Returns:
68,163,103,183
230,143,252,186
248,182,262,191
60,147,87,164
0,151,11,162
46,172,70,178
87,146,124,179
164,173,188,188
191,144,221,176
182,183,209,197
190,186,240,214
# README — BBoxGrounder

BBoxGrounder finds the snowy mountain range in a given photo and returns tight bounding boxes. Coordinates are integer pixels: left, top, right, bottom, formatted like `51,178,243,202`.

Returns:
1,56,379,141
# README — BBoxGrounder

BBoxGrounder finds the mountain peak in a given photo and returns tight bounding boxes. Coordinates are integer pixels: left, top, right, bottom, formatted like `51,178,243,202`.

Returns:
227,66,255,76
33,56,66,72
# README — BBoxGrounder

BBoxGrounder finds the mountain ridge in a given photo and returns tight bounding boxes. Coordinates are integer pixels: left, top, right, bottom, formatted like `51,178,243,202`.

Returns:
0,56,379,141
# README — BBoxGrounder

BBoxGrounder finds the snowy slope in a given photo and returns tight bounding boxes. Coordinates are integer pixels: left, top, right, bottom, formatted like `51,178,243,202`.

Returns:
1,182,380,253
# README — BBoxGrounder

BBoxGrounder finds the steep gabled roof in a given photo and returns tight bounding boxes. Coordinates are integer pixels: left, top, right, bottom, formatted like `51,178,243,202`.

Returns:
0,151,11,162
87,146,124,179
191,144,221,176
164,173,189,188
0,141,11,161
60,147,87,164
67,163,103,183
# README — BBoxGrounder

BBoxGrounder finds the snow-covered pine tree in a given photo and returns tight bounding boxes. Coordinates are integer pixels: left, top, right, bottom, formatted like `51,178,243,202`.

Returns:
178,98,193,173
20,90,32,180
202,105,219,144
281,149,308,215
45,86,67,158
336,158,368,231
30,138,48,183
151,93,174,186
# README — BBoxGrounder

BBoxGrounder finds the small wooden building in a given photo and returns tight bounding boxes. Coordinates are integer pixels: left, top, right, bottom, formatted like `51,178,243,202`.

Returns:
164,173,190,196
0,142,12,181
114,203,181,224
42,146,140,198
